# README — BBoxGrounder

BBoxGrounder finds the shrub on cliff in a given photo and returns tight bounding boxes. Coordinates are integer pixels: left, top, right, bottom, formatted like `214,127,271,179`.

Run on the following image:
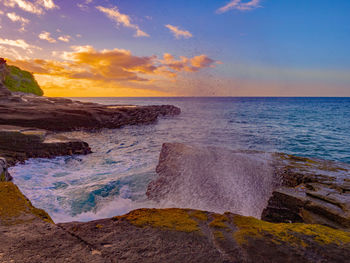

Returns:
4,65,43,96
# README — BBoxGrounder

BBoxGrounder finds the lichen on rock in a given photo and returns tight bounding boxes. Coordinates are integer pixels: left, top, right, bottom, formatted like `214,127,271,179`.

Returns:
0,182,53,225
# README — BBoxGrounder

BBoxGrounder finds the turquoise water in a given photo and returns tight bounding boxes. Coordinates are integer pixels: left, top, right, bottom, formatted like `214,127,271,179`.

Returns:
9,97,350,222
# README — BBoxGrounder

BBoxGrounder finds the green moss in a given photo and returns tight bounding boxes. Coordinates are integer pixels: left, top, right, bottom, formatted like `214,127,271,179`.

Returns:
4,65,43,96
0,171,6,182
114,208,202,232
0,182,53,225
233,215,350,247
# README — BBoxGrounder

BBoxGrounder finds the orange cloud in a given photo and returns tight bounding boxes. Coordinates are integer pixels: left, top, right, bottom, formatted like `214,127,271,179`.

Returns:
161,53,217,72
7,46,218,96
10,46,218,82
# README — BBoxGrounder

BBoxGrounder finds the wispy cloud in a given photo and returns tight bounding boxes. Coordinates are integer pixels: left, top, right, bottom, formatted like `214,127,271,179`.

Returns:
165,25,193,39
39,31,56,43
6,12,29,25
96,5,149,37
3,0,58,15
58,35,71,42
77,0,93,11
217,0,261,13
0,38,41,52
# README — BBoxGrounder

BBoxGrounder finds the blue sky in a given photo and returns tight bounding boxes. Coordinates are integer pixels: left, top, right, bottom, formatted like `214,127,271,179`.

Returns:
0,0,349,96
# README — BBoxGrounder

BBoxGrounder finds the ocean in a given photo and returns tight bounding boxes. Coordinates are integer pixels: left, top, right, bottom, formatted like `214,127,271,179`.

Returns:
9,97,350,222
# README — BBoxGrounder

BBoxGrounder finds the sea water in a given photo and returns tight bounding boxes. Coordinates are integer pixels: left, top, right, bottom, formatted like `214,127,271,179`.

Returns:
9,97,350,222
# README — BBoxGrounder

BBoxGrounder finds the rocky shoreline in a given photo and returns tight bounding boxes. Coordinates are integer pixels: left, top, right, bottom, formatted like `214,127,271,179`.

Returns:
1,75,350,261
1,142,350,262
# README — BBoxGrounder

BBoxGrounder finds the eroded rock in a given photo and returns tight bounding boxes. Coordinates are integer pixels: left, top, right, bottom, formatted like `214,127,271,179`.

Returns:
147,143,278,219
1,182,349,263
262,153,350,229
0,157,12,181
147,143,350,230
0,125,92,165
0,88,181,131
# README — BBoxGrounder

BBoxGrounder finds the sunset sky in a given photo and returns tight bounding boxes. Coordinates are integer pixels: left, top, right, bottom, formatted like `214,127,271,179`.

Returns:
0,0,349,97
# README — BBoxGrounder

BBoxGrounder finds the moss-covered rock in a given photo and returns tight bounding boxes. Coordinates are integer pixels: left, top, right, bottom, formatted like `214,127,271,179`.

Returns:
61,208,350,262
0,182,53,225
4,65,43,96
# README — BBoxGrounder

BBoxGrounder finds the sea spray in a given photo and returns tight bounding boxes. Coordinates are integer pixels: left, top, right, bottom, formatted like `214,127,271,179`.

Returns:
148,144,278,219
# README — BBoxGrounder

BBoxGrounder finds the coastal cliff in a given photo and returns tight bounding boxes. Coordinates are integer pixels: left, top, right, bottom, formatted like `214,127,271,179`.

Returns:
0,58,43,96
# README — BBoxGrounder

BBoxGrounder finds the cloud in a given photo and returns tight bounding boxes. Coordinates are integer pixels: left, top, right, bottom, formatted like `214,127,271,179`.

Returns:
39,31,56,43
217,0,261,13
3,0,58,15
9,46,217,84
165,25,192,39
0,38,41,51
161,53,217,72
6,12,29,25
96,5,149,37
77,0,93,11
58,35,71,42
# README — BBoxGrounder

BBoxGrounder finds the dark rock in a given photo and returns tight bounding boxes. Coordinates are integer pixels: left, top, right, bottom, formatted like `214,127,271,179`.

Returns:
262,153,350,229
0,157,12,181
0,125,92,165
147,143,350,230
0,90,181,132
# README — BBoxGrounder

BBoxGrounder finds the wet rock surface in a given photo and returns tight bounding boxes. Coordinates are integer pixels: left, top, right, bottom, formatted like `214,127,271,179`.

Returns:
148,143,350,230
0,85,180,132
0,125,92,165
1,204,349,263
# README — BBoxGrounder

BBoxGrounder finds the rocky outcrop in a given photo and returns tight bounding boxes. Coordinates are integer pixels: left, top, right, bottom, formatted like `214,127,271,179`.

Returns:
0,125,91,165
0,89,180,132
1,203,350,262
262,153,350,229
0,148,349,262
147,143,278,219
0,157,12,181
147,143,350,230
0,182,105,262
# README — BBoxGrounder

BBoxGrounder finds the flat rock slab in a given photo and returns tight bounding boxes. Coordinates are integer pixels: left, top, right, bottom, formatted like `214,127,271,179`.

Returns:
147,143,350,230
2,208,349,263
0,90,180,131
0,125,91,165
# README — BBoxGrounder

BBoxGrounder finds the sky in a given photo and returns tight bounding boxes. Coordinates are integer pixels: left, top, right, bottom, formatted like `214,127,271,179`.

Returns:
0,0,349,97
